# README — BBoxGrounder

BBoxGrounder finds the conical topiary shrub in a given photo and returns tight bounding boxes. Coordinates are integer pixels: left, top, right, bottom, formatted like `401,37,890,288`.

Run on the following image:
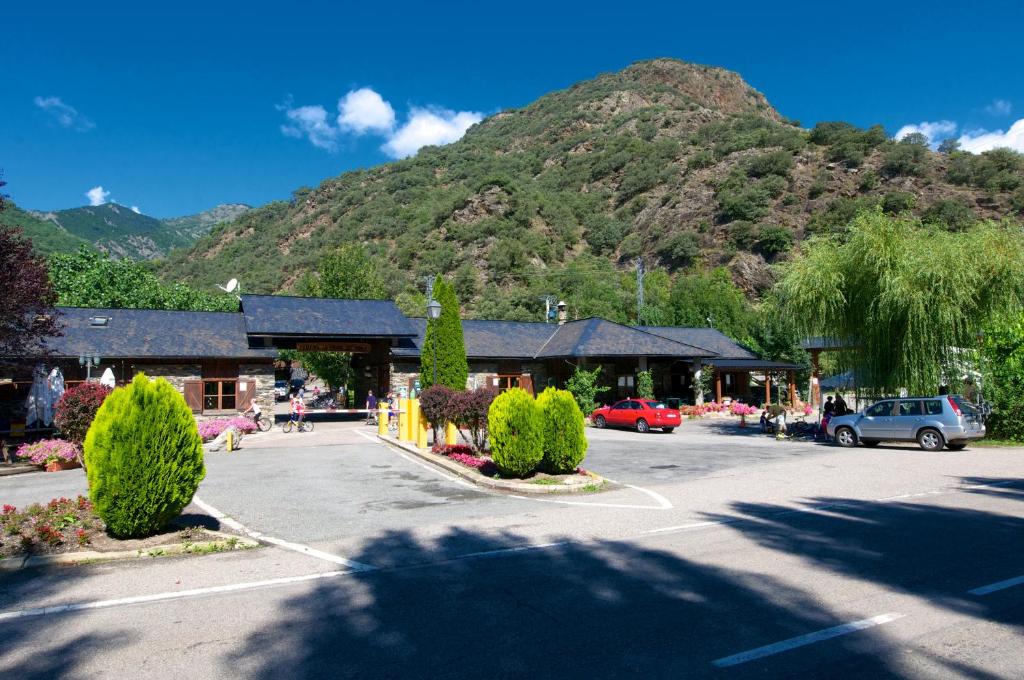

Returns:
84,373,206,538
487,387,543,478
536,387,588,473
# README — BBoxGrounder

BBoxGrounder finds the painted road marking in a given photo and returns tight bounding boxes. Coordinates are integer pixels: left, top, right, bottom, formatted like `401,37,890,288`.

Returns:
968,574,1024,596
354,429,673,510
0,570,351,622
711,613,905,667
191,497,376,571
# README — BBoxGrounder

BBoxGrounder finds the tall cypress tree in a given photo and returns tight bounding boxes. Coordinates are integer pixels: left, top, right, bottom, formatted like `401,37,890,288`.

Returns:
421,276,469,390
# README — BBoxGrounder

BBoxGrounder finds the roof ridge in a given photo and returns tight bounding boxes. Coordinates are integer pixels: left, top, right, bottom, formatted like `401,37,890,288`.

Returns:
635,325,718,355
596,318,716,355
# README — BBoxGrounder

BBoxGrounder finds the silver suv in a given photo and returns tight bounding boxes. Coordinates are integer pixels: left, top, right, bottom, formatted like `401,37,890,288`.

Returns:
827,395,985,451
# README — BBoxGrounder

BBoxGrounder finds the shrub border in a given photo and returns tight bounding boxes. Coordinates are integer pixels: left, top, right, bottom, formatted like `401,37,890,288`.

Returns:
378,434,606,494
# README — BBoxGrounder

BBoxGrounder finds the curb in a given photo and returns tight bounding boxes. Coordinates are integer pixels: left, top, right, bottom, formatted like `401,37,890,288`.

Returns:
0,530,259,571
378,434,607,494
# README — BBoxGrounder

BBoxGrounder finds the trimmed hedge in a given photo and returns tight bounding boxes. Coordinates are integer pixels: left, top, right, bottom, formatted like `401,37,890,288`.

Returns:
487,388,543,478
536,387,588,474
84,374,205,538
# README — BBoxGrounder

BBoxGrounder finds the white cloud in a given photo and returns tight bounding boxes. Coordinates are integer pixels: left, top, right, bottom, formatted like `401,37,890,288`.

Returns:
34,96,94,131
337,88,395,134
280,104,339,151
894,120,957,147
85,186,110,206
280,87,481,158
958,119,1024,153
381,107,483,159
984,99,1012,116
130,206,141,214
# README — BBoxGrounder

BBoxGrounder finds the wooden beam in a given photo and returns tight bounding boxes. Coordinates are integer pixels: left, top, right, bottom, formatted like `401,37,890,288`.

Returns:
714,370,722,403
765,372,771,405
788,370,797,406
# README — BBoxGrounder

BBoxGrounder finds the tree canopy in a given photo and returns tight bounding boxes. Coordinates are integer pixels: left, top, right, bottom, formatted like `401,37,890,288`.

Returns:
776,209,1024,394
0,226,60,355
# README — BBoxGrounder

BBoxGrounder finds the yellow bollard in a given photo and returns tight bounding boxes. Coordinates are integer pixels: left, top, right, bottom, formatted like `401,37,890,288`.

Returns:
378,403,388,437
445,422,458,447
417,405,429,449
397,398,407,441
226,430,233,452
409,398,420,442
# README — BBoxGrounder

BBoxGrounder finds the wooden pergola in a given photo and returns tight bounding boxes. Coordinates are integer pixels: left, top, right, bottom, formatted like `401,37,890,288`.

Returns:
709,359,803,406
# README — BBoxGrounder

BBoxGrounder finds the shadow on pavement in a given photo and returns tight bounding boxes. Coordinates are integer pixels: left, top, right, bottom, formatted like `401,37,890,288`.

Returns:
220,516,1014,679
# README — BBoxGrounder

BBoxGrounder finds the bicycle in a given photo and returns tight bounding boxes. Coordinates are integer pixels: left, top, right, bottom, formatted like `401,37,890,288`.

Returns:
282,419,314,433
240,409,273,432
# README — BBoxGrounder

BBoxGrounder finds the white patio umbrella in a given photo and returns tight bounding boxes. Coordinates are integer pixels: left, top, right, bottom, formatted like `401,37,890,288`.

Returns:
48,367,66,412
99,367,116,388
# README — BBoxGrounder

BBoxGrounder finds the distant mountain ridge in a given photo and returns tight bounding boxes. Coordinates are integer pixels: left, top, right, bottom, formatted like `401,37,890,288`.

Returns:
11,202,252,259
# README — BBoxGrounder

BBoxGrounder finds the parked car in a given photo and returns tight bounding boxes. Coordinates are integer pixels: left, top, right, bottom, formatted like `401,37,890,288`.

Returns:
274,380,288,401
591,398,681,433
827,395,985,451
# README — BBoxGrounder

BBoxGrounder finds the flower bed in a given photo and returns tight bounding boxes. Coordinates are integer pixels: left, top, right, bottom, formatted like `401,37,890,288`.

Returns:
16,439,80,467
197,417,258,442
1,496,101,557
433,443,498,476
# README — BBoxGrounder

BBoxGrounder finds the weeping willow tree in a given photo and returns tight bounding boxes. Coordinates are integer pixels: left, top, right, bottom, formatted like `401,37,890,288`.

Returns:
776,209,1024,395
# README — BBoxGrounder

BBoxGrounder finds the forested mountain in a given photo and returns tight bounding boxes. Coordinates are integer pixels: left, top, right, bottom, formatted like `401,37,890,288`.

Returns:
17,202,251,259
159,58,1024,323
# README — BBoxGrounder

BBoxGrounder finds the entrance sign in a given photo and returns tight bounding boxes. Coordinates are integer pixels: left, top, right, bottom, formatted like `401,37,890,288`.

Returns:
295,342,372,353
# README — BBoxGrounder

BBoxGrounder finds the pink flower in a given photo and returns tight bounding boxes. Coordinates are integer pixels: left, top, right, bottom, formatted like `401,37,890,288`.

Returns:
16,439,80,465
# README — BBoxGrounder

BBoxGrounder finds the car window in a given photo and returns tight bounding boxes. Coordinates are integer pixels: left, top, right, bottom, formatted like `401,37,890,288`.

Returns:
866,401,893,417
951,396,980,415
612,402,630,410
644,401,666,409
924,400,943,415
626,402,640,409
896,401,921,416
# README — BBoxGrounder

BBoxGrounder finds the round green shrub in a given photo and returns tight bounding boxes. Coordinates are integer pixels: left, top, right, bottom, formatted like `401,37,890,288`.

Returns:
84,373,206,538
536,387,588,474
487,388,543,478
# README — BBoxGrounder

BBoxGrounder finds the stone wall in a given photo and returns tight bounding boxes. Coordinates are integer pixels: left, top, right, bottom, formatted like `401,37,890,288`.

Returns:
240,362,276,409
390,359,549,395
133,364,201,393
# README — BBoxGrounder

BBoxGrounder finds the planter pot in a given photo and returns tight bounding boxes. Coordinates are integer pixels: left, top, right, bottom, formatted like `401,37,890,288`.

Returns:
45,459,81,472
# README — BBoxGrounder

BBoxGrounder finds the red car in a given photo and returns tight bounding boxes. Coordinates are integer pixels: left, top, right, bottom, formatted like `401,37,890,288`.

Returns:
591,398,680,433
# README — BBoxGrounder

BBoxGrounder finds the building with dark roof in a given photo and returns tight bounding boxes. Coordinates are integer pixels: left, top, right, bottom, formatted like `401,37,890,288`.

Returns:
3,295,803,424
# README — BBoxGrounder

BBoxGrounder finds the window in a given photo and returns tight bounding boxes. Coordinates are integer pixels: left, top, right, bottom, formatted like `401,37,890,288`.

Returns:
496,375,520,392
924,400,943,415
612,401,632,410
897,401,922,416
866,401,894,417
204,380,237,411
617,376,635,388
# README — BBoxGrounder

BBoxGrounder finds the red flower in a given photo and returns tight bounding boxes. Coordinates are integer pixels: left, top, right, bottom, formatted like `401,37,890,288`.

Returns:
2,504,15,515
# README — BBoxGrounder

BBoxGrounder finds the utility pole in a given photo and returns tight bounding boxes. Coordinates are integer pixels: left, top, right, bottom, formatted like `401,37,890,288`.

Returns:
424,275,434,301
539,295,557,323
635,257,645,324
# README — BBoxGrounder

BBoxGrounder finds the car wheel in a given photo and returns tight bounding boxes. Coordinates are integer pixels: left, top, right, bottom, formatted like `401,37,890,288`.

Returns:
594,415,606,428
663,427,675,433
835,426,857,447
917,428,944,451
946,442,967,451
861,440,880,447
636,418,650,433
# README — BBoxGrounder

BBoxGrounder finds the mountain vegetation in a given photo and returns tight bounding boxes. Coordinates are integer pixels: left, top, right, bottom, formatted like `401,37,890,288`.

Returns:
159,58,1024,333
4,202,252,259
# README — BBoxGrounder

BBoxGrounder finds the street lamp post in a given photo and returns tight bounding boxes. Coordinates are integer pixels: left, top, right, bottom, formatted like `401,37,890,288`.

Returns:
79,354,101,381
426,299,442,387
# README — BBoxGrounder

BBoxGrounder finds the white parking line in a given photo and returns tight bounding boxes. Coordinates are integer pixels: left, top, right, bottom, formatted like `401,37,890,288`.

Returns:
0,570,351,622
191,497,376,571
968,574,1024,596
711,613,905,667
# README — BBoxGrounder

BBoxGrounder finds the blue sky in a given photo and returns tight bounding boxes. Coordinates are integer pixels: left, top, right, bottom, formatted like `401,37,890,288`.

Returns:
3,1,1022,217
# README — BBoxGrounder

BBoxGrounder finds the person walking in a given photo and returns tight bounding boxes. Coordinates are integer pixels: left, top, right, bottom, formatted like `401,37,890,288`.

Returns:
365,390,378,425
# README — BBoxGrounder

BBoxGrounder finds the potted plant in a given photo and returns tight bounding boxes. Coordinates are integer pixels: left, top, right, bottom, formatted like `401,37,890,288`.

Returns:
16,439,82,472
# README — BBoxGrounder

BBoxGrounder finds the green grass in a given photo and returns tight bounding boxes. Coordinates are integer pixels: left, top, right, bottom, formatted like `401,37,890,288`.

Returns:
529,477,562,485
972,438,1024,448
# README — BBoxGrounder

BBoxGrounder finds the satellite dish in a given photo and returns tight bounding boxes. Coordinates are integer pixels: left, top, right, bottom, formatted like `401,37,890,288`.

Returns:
216,278,239,293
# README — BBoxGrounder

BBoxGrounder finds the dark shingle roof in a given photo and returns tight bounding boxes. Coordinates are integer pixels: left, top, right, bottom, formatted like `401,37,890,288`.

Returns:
39,307,275,359
240,294,415,338
538,318,715,358
638,326,758,359
394,318,715,360
392,318,555,359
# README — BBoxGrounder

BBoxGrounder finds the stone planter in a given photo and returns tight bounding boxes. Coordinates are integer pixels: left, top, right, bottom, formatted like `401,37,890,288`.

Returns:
45,459,81,472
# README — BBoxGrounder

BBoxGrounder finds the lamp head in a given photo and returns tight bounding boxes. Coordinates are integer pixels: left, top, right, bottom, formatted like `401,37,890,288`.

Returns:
426,299,442,320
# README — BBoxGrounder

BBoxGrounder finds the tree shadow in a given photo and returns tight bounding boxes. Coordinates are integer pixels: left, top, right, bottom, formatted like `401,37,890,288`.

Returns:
701,491,1024,631
226,526,950,679
959,477,1024,503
